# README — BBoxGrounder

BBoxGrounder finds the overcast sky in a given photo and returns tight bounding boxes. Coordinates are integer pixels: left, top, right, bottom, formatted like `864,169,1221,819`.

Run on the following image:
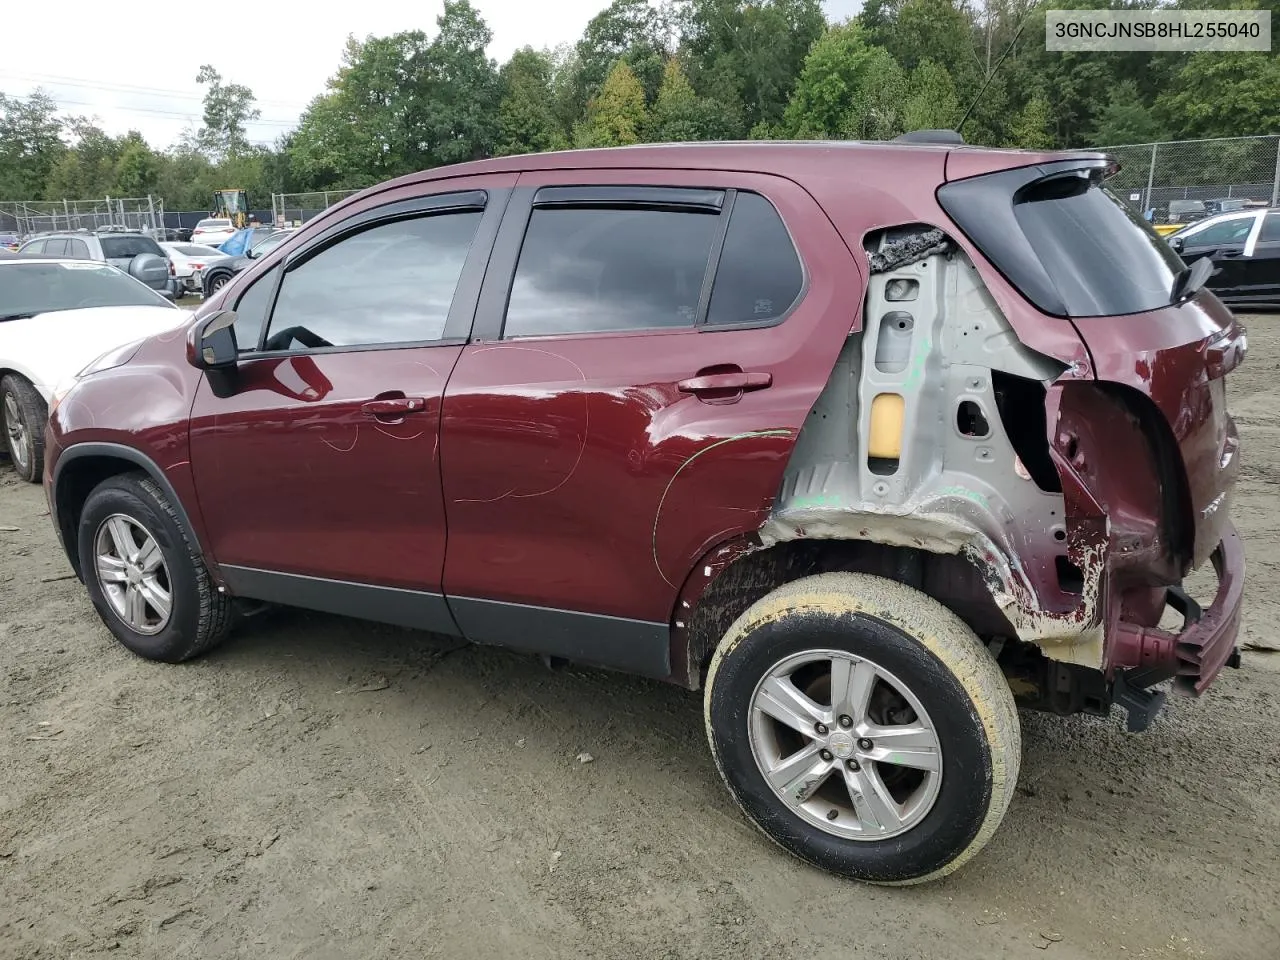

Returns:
2,1,862,150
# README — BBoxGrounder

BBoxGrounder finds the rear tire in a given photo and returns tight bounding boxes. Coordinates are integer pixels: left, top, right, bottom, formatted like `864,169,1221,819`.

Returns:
78,472,233,662
205,273,230,295
704,572,1020,885
1,374,46,483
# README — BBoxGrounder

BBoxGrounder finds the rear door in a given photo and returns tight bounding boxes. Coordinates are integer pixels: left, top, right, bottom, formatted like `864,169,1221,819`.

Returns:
438,169,862,674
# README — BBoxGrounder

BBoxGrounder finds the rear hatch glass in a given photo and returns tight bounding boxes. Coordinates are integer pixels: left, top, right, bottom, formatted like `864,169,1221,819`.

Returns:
938,161,1184,318
101,236,164,260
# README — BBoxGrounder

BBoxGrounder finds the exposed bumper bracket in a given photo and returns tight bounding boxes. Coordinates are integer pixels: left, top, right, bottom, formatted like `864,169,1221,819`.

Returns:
1111,669,1168,732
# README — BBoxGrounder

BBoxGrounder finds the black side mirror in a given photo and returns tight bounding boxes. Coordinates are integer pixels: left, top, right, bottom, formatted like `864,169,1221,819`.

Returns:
187,310,239,370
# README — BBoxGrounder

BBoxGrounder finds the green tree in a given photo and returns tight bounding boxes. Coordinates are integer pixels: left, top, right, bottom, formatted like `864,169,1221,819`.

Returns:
782,22,901,138
496,47,566,156
1090,80,1165,145
844,48,907,140
575,60,648,147
409,0,500,166
568,0,669,122
112,133,162,196
1156,51,1280,140
902,59,959,132
0,91,65,200
1008,94,1054,149
195,65,261,161
646,58,740,142
684,0,826,131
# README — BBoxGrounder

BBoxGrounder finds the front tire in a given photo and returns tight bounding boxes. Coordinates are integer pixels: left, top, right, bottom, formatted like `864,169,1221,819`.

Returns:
704,572,1020,885
78,473,233,662
1,374,46,483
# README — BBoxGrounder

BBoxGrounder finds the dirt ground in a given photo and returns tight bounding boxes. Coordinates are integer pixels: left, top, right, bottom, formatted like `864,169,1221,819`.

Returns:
2,316,1278,960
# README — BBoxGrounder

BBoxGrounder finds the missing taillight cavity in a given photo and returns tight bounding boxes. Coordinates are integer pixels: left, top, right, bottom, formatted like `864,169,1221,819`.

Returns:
993,372,1061,493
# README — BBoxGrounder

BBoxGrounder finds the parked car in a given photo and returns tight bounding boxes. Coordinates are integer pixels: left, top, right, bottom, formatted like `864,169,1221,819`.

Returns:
44,139,1246,886
1166,199,1207,224
190,218,237,246
160,242,230,295
0,257,184,481
200,229,294,296
1168,206,1280,308
149,226,193,243
0,233,20,251
16,231,178,299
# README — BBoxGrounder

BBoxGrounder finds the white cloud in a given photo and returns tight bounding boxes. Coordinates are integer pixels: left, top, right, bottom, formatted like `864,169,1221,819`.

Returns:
1,0,859,149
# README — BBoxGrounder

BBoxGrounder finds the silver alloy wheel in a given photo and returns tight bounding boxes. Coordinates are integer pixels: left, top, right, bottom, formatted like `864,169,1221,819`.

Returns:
93,514,173,635
3,392,28,472
748,649,943,841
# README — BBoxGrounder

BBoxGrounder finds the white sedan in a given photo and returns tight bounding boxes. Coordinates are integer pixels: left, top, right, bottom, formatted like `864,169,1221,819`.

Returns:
190,218,238,246
160,242,230,294
0,256,186,482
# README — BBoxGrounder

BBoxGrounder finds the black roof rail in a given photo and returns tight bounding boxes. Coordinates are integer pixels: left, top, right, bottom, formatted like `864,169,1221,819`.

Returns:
894,129,966,145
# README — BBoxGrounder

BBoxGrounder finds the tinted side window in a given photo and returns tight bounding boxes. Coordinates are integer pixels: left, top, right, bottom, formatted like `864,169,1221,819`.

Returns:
262,212,481,351
504,207,718,338
100,236,164,258
1187,218,1253,246
706,193,803,325
43,239,69,257
67,238,90,259
1261,213,1280,243
232,265,280,352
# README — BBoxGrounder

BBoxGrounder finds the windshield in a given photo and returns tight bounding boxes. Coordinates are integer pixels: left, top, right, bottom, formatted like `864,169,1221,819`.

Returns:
939,163,1185,318
0,262,174,318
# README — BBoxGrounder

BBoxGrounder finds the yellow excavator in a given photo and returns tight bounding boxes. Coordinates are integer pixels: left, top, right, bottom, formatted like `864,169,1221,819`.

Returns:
212,189,249,229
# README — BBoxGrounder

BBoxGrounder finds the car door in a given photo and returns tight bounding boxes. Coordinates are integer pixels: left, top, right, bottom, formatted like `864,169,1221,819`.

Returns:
188,177,513,630
1175,213,1257,299
1240,211,1280,304
439,170,863,676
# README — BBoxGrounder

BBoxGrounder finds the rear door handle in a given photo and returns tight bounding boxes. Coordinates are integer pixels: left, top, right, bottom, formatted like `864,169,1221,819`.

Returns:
677,371,772,395
361,396,428,421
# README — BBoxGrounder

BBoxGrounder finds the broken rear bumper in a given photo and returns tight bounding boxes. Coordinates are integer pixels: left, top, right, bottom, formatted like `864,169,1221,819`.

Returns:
1109,523,1245,696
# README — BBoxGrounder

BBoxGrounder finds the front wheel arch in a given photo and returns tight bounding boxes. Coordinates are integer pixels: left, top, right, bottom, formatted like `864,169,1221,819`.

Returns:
53,444,210,580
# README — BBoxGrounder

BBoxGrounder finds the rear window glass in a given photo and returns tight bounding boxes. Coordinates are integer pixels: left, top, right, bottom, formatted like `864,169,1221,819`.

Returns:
101,236,164,259
197,219,231,229
940,167,1184,318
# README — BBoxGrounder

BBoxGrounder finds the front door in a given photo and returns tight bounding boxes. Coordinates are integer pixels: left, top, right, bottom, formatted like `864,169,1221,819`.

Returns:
189,178,512,627
439,170,861,675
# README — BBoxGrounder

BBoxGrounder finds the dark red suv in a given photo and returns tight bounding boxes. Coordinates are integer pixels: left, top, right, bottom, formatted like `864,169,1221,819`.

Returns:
44,138,1246,885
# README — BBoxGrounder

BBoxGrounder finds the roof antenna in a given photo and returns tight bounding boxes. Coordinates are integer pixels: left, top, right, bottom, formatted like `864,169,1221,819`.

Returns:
956,18,1030,139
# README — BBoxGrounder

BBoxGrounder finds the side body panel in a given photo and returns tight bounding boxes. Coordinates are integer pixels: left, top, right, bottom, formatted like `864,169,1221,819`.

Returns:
439,169,864,632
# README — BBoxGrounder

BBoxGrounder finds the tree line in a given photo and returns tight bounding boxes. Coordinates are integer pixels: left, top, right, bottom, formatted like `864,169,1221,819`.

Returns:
2,0,1277,211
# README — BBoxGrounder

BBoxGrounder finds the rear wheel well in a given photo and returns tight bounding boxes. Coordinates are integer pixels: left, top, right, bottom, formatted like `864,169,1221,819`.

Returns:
682,538,1015,687
54,457,144,576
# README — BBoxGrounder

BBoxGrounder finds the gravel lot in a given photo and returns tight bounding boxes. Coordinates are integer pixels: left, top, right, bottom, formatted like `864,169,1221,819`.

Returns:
2,315,1278,960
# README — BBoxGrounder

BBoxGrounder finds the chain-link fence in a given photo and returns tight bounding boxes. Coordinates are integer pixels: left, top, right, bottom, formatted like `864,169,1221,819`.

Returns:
0,196,165,238
271,190,364,227
1083,135,1280,225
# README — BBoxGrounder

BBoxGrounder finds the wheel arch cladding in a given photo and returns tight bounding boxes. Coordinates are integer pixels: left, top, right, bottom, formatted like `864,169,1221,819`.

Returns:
53,444,207,579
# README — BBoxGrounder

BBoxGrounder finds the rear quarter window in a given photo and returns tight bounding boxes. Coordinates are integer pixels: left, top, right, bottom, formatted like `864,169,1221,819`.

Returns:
706,192,803,326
